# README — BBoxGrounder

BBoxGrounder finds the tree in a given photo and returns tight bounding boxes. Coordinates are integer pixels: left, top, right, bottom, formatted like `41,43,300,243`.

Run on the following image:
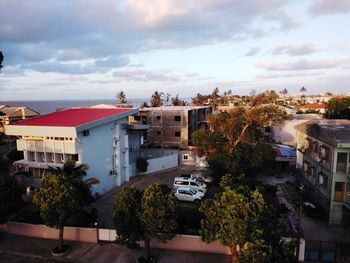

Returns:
150,91,164,107
0,51,3,72
191,93,209,105
326,96,350,119
116,90,128,105
0,156,23,224
140,182,177,261
171,94,187,106
140,101,150,108
279,88,288,96
210,87,221,109
199,187,266,262
33,161,95,254
113,187,143,248
300,86,306,93
192,94,285,178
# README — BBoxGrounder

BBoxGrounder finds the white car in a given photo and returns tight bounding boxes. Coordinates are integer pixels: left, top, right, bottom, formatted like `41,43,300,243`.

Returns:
173,177,207,193
174,187,205,203
190,173,213,184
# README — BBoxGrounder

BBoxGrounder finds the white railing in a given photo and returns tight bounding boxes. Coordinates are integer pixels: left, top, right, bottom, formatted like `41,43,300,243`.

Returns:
17,139,78,154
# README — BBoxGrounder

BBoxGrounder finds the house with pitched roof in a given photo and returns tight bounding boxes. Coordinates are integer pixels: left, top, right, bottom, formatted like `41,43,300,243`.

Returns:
295,119,350,224
0,105,40,133
5,107,148,194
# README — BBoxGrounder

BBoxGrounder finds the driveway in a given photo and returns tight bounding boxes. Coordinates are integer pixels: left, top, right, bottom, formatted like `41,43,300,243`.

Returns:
94,165,209,228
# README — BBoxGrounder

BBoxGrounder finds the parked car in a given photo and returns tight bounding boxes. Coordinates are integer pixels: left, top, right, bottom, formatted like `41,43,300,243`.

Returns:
173,187,205,203
190,173,213,184
173,177,207,192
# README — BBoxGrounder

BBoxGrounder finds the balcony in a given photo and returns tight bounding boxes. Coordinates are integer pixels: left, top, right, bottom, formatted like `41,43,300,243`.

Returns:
17,139,78,154
334,191,345,202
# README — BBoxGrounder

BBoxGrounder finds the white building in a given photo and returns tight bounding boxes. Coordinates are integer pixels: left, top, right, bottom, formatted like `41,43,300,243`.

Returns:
271,114,321,147
5,108,147,194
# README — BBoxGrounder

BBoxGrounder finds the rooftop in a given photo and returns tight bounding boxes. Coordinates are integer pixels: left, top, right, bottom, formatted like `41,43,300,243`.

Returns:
295,119,350,145
15,108,134,127
140,106,211,111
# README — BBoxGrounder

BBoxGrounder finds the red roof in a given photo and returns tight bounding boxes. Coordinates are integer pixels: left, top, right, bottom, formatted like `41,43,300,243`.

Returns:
15,108,134,127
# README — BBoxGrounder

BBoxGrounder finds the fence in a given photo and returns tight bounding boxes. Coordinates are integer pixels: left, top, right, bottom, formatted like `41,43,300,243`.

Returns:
2,221,98,243
1,222,230,255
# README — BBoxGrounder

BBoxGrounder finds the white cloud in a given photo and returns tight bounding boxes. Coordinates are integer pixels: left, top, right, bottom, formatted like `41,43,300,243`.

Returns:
309,0,350,15
256,59,346,71
273,43,319,56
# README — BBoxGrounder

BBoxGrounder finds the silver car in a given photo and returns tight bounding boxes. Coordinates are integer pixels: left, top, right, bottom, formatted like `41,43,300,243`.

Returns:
174,187,205,203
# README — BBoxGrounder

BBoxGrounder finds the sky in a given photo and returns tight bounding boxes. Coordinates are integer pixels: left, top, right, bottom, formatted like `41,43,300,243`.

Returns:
1,0,350,100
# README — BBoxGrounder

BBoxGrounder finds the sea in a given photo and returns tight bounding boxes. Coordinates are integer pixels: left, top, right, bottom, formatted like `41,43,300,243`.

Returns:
0,99,148,114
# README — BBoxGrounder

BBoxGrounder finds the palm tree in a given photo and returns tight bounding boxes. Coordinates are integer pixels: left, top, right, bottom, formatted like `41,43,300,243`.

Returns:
116,90,128,105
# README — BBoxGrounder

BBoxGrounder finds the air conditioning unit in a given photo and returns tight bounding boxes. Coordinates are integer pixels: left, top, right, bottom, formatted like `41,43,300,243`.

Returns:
83,130,90,136
110,170,116,175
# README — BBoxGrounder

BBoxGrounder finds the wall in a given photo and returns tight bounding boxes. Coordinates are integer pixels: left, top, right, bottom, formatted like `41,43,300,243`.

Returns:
2,221,98,243
144,154,178,174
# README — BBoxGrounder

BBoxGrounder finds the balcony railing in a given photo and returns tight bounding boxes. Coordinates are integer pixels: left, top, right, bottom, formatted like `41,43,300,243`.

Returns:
17,139,78,154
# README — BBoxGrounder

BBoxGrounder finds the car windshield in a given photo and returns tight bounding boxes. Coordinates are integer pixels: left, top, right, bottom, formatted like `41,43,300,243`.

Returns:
196,180,203,186
189,188,197,195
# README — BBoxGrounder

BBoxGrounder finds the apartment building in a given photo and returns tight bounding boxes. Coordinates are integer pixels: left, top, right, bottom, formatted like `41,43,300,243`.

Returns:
130,106,212,149
295,119,350,224
5,108,147,194
0,105,40,133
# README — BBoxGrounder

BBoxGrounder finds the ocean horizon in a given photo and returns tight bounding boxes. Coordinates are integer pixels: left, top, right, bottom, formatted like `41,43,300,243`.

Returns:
0,98,192,114
0,99,147,114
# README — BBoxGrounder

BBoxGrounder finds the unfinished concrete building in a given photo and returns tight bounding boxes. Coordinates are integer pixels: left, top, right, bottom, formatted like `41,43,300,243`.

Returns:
129,106,212,149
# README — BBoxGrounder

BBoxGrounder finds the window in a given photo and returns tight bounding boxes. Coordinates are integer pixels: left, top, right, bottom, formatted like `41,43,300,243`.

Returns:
183,154,189,160
156,131,161,135
174,116,181,122
320,146,329,161
175,131,181,137
336,152,347,173
70,154,79,161
134,116,141,121
156,116,161,120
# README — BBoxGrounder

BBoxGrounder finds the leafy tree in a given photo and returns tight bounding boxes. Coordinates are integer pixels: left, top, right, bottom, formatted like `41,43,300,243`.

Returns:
300,86,306,93
116,90,128,105
0,157,24,224
191,93,210,105
193,95,285,179
171,94,187,106
6,147,24,163
150,91,164,107
0,51,3,72
279,88,288,96
199,187,266,262
326,96,350,119
33,161,95,253
113,187,143,248
140,182,177,261
210,87,220,109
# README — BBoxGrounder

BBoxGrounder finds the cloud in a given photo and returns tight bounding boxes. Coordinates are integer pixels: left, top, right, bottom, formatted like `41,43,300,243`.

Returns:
243,47,261,57
257,71,325,79
0,0,295,75
256,59,346,71
112,68,181,82
308,0,350,15
273,43,319,56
